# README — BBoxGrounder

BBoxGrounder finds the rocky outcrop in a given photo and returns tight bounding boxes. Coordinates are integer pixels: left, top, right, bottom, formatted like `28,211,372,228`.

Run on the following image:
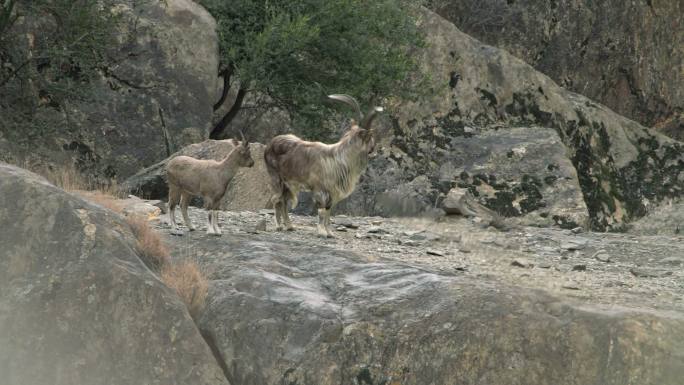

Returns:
336,8,683,230
123,139,272,211
431,0,684,137
155,207,684,385
0,164,229,385
0,0,219,179
628,199,684,236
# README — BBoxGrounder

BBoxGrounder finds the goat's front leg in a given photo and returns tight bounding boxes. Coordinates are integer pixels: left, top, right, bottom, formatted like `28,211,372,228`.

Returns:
272,196,284,231
282,202,294,231
206,210,216,235
314,190,334,238
204,198,217,235
212,209,222,235
317,208,335,238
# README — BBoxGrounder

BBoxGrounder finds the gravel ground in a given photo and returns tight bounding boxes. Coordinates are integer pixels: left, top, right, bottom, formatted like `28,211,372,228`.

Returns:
152,206,684,315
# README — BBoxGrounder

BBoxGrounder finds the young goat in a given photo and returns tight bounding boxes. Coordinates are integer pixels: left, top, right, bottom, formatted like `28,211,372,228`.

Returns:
264,94,383,237
166,137,254,235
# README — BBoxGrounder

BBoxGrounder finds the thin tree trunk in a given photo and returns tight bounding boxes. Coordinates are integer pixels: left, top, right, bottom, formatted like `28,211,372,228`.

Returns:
213,64,234,111
210,87,246,139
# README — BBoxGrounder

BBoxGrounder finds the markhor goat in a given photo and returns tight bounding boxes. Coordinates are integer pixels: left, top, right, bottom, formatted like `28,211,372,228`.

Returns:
264,94,383,237
166,137,254,235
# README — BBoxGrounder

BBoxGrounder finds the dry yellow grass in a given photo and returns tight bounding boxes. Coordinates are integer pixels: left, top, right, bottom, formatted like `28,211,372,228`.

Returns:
161,260,209,320
74,190,126,213
126,215,170,270
18,160,209,319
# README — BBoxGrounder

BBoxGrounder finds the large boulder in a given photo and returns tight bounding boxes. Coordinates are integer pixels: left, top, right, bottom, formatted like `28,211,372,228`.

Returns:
431,0,684,138
176,230,684,385
335,8,683,230
0,0,219,179
123,139,273,211
0,164,229,385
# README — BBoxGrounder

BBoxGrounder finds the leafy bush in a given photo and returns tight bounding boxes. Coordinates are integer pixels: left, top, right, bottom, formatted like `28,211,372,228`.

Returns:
199,0,430,140
0,0,122,143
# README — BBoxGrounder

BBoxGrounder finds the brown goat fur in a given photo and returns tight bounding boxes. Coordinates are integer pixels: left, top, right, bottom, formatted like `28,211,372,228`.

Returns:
166,139,254,235
264,94,383,237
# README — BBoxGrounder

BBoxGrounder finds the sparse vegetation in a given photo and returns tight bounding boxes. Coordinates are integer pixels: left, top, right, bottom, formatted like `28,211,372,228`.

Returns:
161,260,209,321
17,160,209,320
0,0,123,144
126,215,171,270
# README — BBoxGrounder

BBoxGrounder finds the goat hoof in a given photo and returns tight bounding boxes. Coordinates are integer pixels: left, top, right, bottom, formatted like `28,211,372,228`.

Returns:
275,226,284,231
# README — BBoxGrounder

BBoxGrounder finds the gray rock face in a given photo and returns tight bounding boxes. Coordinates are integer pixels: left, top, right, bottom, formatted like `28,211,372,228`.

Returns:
0,0,218,179
431,0,684,138
160,224,684,385
123,139,272,211
0,164,229,385
628,200,684,236
337,8,683,230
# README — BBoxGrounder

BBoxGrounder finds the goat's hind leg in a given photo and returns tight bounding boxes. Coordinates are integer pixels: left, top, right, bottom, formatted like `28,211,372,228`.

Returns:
168,185,181,230
180,192,195,231
282,189,296,231
271,194,284,231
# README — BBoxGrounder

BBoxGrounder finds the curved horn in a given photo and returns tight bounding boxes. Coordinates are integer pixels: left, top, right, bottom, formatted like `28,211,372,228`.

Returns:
360,106,384,130
239,130,247,144
328,94,362,122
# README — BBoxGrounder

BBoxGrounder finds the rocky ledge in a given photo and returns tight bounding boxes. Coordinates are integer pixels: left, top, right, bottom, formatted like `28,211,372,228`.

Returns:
154,205,684,385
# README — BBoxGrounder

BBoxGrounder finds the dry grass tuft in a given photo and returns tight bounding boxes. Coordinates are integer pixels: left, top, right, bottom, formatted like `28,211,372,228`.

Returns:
126,215,170,270
42,162,91,192
75,190,126,213
161,260,209,320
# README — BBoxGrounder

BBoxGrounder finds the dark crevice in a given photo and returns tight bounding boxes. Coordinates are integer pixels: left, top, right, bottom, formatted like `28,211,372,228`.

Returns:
200,329,233,384
158,107,171,157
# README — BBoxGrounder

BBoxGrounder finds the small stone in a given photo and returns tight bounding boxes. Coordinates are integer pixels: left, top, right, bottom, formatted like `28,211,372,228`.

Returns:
659,257,683,266
592,251,612,263
371,220,383,226
254,219,267,232
335,226,348,232
560,238,588,250
366,226,383,234
571,227,583,234
169,229,184,236
334,217,359,229
572,264,587,271
537,262,552,269
426,249,445,256
630,268,673,278
561,283,581,290
399,239,421,247
458,246,472,253
511,258,532,268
